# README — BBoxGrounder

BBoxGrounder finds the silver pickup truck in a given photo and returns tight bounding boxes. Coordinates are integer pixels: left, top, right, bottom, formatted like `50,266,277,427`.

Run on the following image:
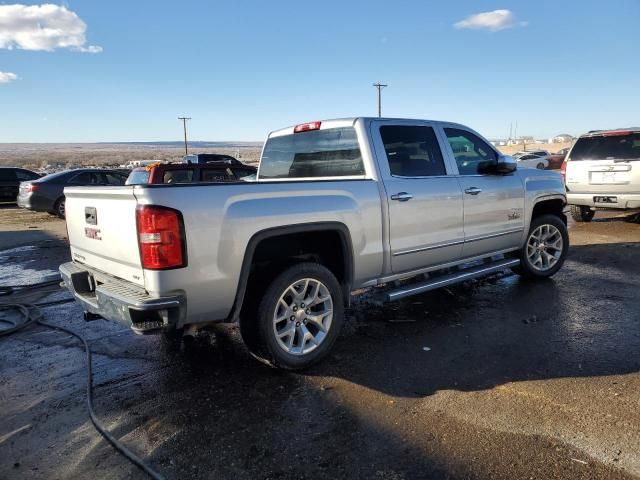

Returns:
60,118,568,369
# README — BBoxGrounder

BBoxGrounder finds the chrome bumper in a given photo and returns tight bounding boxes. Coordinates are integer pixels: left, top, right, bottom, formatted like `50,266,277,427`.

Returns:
59,262,186,334
567,192,640,209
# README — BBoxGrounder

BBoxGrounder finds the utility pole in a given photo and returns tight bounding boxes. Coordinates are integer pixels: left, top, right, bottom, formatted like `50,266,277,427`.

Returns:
373,82,388,117
178,116,191,155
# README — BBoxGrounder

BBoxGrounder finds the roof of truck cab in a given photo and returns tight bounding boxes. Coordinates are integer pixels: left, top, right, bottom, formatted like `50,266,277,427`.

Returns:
267,117,467,138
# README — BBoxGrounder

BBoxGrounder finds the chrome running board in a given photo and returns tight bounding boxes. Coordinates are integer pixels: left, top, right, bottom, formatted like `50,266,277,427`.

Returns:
386,258,519,302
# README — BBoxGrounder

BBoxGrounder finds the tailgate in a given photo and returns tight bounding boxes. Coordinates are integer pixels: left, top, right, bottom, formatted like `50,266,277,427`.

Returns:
65,186,144,286
566,160,636,193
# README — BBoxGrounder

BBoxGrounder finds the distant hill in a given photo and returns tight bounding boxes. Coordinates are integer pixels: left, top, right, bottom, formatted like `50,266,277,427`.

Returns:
0,142,263,170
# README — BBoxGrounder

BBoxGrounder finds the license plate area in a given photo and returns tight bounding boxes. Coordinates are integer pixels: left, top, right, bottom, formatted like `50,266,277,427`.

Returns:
594,196,617,204
590,170,630,184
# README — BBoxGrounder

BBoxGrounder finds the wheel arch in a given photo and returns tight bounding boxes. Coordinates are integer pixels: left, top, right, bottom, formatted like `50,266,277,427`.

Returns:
531,196,567,225
227,222,354,322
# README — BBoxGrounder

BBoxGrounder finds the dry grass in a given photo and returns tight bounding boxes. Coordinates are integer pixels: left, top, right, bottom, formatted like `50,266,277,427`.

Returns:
498,142,573,156
0,143,263,171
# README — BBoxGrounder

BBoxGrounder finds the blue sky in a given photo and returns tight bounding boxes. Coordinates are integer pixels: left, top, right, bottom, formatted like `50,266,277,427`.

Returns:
0,0,638,142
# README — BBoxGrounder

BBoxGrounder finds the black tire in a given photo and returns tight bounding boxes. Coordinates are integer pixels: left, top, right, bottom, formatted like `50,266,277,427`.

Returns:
54,196,66,219
536,163,545,170
570,205,594,222
511,214,569,279
244,262,344,370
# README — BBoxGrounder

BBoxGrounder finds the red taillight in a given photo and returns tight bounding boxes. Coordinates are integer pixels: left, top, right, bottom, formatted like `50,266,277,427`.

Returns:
602,131,631,137
136,205,186,270
25,184,39,193
294,121,321,133
560,160,567,182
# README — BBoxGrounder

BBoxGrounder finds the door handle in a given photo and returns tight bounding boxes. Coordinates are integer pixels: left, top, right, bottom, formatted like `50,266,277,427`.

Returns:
391,192,413,202
464,187,482,195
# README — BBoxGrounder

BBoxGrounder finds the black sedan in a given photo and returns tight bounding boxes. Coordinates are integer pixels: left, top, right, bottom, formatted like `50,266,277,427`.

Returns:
0,167,41,202
17,168,129,218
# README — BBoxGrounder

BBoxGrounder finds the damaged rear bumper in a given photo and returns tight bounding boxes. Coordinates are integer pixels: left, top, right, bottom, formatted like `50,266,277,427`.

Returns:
59,261,186,334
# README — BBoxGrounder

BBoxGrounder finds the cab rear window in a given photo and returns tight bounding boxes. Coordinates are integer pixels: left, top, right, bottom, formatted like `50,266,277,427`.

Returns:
570,132,640,161
259,127,364,179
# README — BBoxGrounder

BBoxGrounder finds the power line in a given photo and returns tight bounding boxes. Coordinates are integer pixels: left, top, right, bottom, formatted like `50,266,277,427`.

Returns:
178,117,191,155
373,83,388,117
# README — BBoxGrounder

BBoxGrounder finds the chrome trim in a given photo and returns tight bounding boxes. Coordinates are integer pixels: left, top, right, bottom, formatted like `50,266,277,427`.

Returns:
465,228,524,243
393,239,465,257
393,228,522,257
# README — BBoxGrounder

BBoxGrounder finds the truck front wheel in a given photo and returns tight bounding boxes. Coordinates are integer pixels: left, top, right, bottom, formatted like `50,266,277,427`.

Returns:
511,214,569,279
243,262,344,370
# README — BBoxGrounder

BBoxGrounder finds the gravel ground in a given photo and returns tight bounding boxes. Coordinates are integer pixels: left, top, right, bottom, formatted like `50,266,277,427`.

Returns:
0,204,639,480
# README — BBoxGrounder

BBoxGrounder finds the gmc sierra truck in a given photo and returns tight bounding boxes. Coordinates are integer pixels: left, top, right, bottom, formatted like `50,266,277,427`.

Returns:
60,118,569,369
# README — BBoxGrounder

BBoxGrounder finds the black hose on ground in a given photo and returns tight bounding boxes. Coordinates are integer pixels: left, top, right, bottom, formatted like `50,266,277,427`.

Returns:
0,276,63,297
0,295,166,480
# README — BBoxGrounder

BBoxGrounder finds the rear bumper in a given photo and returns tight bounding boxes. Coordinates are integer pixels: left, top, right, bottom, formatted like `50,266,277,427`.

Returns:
59,261,186,334
567,192,640,209
17,194,50,211
16,195,33,209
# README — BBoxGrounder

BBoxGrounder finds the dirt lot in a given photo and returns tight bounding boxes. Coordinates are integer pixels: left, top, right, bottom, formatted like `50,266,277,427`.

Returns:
1,204,639,480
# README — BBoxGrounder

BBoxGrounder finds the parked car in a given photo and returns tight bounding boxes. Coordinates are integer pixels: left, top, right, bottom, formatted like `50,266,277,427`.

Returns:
513,150,550,159
183,153,242,164
515,153,549,170
60,117,567,370
17,168,129,218
125,161,257,185
564,128,640,222
0,167,41,202
547,148,570,170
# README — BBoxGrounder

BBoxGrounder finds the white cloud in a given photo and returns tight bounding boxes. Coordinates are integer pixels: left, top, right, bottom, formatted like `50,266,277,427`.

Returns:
454,9,527,32
0,4,102,53
0,71,18,83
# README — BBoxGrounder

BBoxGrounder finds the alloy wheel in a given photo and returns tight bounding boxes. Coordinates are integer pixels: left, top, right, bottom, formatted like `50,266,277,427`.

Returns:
272,278,333,355
526,224,563,271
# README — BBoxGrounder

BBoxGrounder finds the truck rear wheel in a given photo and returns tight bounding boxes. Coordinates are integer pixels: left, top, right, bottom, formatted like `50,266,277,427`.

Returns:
511,214,569,279
243,262,344,370
570,205,595,222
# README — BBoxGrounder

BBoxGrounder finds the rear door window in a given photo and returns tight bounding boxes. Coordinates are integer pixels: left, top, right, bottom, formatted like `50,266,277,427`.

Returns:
570,132,640,161
68,172,100,184
259,127,364,179
379,125,446,177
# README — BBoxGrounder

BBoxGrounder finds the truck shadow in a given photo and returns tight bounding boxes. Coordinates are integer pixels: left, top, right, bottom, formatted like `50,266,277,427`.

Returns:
304,241,640,398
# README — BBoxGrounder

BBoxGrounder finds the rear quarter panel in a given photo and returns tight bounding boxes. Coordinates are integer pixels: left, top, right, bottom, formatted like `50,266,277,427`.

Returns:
137,180,384,323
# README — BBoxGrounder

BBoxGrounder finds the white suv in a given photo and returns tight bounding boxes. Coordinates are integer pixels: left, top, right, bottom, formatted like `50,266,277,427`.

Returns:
565,128,640,222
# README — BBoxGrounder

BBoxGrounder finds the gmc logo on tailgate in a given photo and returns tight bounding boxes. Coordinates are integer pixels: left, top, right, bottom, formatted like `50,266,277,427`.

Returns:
85,227,102,240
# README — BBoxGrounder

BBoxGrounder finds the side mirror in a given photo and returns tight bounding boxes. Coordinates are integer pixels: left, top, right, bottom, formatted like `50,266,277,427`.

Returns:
496,154,517,174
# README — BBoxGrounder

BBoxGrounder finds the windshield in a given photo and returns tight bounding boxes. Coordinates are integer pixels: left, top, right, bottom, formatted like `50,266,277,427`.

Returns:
570,132,640,161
